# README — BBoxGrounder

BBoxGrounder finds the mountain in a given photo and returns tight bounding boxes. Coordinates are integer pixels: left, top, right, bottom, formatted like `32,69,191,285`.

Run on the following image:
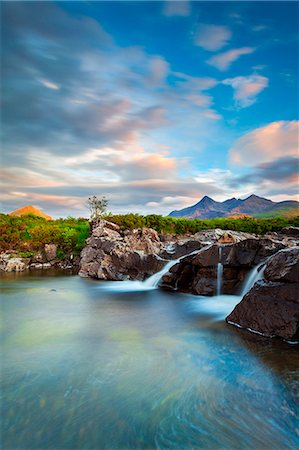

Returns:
9,205,52,220
168,195,299,219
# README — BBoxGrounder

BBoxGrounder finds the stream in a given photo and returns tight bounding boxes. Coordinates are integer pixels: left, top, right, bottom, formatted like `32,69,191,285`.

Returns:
1,270,299,449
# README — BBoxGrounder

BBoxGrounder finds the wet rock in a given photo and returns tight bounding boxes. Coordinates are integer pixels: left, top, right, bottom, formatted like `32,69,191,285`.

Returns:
264,247,299,283
160,239,286,296
160,240,203,259
226,247,299,341
226,281,299,340
221,238,285,267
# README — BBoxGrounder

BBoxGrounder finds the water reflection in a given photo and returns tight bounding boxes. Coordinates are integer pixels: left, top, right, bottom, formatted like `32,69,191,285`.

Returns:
1,272,299,449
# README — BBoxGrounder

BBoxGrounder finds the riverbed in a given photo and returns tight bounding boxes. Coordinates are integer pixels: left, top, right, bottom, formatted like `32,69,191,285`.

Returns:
1,271,299,449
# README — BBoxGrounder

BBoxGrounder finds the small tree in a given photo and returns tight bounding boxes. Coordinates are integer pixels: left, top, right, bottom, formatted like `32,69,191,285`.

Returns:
87,196,108,219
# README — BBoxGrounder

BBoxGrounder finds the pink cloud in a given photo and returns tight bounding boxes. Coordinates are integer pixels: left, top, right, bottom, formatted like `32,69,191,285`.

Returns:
230,121,299,166
207,47,255,71
223,74,269,107
195,24,231,51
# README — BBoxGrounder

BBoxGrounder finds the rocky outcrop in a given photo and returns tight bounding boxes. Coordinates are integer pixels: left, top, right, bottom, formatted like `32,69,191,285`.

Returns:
281,226,299,237
226,247,299,341
79,222,259,281
79,220,166,280
160,239,286,296
0,246,79,272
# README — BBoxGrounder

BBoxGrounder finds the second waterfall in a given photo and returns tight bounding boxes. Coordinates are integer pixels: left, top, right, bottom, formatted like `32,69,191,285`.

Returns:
217,245,223,296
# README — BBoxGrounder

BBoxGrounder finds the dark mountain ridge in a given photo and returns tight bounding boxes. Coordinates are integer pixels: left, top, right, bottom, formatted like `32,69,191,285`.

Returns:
169,195,299,219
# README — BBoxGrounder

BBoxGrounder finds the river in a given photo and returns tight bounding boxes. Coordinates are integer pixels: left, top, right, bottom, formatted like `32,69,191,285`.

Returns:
1,270,299,449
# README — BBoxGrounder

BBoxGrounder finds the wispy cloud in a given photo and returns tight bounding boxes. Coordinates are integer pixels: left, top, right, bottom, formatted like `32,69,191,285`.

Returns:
163,1,190,17
207,47,255,71
195,24,231,51
230,121,299,166
223,74,269,108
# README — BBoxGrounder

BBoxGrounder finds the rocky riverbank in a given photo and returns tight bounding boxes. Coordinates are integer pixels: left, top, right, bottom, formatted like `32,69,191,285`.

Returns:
0,244,80,272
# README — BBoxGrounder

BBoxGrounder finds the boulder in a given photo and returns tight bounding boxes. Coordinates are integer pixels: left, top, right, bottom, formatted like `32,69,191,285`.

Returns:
44,243,57,261
226,247,299,341
281,226,299,237
0,253,30,272
79,220,165,280
264,247,299,283
221,238,285,267
226,281,299,340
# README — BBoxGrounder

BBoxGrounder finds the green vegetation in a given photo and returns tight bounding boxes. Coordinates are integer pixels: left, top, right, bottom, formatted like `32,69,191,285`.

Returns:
107,213,299,235
1,212,298,256
0,214,90,255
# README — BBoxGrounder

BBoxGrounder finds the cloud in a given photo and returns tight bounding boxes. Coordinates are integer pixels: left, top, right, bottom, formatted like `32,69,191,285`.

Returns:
230,121,299,166
252,25,268,32
195,24,231,51
207,47,255,71
148,57,169,85
38,78,60,90
0,1,238,217
202,109,222,120
231,156,299,185
223,74,269,108
163,1,190,17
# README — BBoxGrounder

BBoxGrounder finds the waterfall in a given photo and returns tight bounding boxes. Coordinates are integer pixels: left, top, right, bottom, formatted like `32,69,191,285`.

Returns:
241,260,267,296
216,245,223,296
143,248,202,289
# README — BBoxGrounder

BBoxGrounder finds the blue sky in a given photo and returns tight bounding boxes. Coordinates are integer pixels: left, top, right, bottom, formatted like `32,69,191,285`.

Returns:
1,1,298,217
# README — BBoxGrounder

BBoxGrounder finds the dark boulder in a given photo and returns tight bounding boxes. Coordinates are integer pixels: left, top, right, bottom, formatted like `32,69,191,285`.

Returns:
264,247,299,283
226,247,299,341
226,281,299,340
281,226,299,237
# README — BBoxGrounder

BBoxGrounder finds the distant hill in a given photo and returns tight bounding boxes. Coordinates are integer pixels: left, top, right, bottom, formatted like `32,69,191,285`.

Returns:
169,195,299,219
9,205,52,220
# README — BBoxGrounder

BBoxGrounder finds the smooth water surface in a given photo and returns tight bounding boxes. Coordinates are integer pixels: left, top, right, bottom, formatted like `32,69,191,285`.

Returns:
1,271,299,449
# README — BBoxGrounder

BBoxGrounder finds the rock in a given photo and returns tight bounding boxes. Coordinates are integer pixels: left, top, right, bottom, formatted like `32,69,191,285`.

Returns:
44,244,57,261
160,240,203,259
281,226,299,237
0,254,30,272
31,251,44,263
221,238,285,267
90,218,121,233
226,247,299,341
226,281,299,340
160,239,286,296
79,220,165,280
264,247,299,283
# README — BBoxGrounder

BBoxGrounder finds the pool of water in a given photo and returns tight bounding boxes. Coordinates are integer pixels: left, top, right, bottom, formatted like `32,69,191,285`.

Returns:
1,271,299,449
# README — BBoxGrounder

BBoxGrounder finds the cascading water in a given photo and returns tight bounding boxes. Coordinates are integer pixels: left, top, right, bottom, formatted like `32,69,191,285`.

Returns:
144,248,203,288
216,245,223,296
100,248,204,292
241,260,267,297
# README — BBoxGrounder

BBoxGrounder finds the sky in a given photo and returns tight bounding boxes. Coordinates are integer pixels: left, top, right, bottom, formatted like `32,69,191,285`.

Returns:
1,0,298,218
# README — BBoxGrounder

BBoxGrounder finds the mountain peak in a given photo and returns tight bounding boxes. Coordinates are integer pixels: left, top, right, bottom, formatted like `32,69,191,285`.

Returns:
199,195,215,205
168,194,298,219
9,205,52,220
244,194,272,202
